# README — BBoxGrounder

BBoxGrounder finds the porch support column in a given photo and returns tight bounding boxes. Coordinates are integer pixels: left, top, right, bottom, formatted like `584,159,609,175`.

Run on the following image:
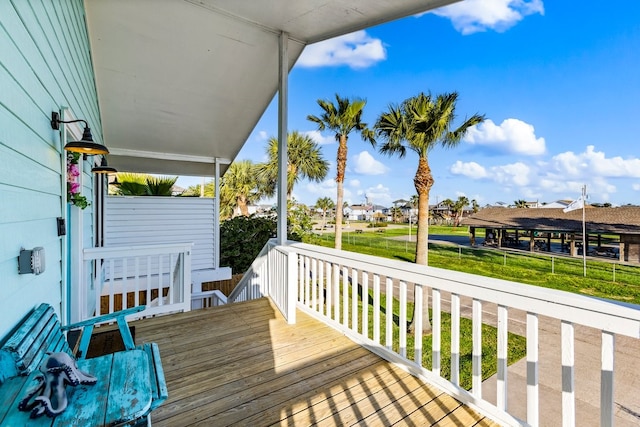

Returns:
277,31,289,245
214,158,220,269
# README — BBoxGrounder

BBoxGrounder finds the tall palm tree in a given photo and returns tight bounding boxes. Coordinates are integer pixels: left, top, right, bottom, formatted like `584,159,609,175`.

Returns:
375,92,484,334
471,199,480,213
257,131,329,200
308,94,375,250
375,92,484,265
315,197,335,229
220,160,263,218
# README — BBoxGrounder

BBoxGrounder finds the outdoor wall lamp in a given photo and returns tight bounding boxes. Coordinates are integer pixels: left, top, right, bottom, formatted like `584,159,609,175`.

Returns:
51,111,109,155
91,156,117,174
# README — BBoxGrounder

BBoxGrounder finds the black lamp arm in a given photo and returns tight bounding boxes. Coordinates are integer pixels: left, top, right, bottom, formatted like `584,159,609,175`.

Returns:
51,112,89,130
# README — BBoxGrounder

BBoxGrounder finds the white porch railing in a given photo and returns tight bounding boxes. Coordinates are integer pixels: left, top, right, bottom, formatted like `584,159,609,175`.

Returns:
82,243,192,320
231,240,640,427
229,239,296,323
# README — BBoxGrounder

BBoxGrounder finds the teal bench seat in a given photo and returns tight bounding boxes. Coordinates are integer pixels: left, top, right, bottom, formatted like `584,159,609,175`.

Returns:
0,304,167,426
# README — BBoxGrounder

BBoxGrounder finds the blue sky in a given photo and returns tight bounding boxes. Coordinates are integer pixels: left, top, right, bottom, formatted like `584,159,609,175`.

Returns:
179,0,640,208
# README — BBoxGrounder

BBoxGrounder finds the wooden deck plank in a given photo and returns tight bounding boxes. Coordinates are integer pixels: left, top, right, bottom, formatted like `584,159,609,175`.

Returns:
131,298,498,427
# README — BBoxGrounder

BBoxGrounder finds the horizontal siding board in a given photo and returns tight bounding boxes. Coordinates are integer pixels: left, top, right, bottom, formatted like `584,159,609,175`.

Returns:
0,143,61,194
0,184,61,223
105,197,216,272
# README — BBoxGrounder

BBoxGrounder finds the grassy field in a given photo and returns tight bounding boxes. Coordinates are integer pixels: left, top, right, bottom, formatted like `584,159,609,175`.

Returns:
308,224,640,305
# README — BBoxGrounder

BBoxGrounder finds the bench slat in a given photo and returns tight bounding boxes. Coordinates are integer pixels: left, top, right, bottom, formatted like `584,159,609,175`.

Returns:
105,350,152,424
143,342,169,410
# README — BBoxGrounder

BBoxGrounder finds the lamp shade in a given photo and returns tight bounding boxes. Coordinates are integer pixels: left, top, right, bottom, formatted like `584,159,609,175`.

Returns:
64,127,109,155
92,157,117,174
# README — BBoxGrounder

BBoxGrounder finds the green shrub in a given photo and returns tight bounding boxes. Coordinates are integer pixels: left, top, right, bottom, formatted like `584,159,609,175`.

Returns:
220,216,276,274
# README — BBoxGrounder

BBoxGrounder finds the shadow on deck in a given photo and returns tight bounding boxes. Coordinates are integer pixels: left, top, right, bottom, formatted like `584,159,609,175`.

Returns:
132,298,498,426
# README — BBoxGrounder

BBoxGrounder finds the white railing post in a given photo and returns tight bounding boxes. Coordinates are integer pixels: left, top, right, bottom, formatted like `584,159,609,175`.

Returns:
527,312,539,427
497,305,509,411
285,248,297,324
472,298,482,398
451,293,460,386
561,320,575,426
601,331,615,427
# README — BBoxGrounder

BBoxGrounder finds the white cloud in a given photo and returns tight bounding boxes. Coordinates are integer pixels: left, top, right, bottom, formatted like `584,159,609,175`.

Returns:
304,179,353,204
349,179,361,188
297,31,386,69
352,151,389,175
257,130,268,140
549,146,640,179
450,160,487,179
633,184,640,191
464,118,546,155
304,130,335,145
431,0,544,35
491,162,530,186
364,184,393,206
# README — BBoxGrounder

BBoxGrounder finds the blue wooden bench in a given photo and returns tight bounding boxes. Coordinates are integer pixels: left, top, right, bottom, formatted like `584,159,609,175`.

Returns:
0,304,167,426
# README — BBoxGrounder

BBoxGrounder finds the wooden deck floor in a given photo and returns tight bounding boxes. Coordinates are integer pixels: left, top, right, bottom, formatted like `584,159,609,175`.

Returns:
132,298,499,427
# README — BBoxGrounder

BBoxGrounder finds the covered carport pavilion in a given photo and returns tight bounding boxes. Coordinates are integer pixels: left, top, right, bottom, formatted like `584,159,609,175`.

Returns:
461,206,640,264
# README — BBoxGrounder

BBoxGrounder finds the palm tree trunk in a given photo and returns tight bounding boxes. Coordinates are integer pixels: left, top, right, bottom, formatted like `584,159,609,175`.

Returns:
409,156,434,334
334,135,348,250
238,196,249,216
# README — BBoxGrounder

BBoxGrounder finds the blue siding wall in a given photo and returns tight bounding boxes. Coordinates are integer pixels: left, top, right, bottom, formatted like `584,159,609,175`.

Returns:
0,0,101,337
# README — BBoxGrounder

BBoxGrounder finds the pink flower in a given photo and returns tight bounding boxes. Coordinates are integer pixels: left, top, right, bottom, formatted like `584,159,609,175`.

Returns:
68,163,80,177
70,182,80,194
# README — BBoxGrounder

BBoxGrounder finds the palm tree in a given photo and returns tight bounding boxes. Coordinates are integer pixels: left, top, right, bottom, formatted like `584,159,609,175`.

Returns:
514,199,529,208
307,94,375,250
389,206,403,223
257,131,329,200
375,91,484,333
471,199,480,213
452,196,469,226
220,160,263,218
315,197,335,228
113,173,177,196
375,92,484,265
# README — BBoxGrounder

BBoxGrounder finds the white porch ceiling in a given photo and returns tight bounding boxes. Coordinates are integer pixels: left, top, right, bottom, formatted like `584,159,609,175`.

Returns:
84,0,456,176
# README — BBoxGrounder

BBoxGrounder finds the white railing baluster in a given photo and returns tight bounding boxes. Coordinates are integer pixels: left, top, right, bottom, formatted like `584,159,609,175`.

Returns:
414,284,423,365
361,272,369,338
373,274,380,344
304,256,310,307
318,259,324,313
601,331,615,427
432,288,441,376
472,298,482,398
157,255,163,306
561,320,575,426
333,264,340,321
298,255,304,304
325,261,332,318
399,281,407,358
134,257,140,307
146,256,152,306
385,277,393,350
527,312,539,427
342,266,348,327
351,269,359,332
451,293,460,386
108,259,115,314
311,258,318,311
497,305,508,411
